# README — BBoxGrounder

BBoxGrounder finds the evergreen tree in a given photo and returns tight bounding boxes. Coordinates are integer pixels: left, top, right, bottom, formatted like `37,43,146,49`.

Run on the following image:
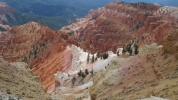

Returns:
81,72,86,78
103,52,109,59
129,48,133,56
72,76,76,85
117,51,120,56
126,43,131,52
134,44,139,55
122,45,126,54
97,52,100,58
78,70,82,76
85,69,89,75
23,56,27,62
87,52,90,63
34,49,37,58
91,54,95,63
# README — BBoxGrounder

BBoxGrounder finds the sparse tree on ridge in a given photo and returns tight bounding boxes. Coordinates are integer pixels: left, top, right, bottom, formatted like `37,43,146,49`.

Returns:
134,43,139,55
85,69,89,75
78,70,82,76
97,51,100,58
117,50,120,56
122,45,126,54
81,72,86,78
129,48,133,56
72,76,76,85
126,43,131,53
23,56,27,62
90,66,94,76
103,52,109,59
91,54,95,63
87,52,90,63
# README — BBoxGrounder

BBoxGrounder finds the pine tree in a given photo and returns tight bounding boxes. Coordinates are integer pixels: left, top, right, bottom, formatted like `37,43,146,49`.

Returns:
81,72,86,78
34,49,37,58
97,52,100,58
85,69,89,75
23,56,27,62
87,52,90,63
117,51,120,56
103,52,109,59
72,76,76,85
129,48,133,56
90,66,94,76
92,54,95,63
122,45,126,54
126,43,131,53
78,70,82,76
134,44,139,55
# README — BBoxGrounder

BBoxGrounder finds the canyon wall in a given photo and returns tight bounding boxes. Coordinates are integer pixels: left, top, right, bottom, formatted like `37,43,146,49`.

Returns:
1,2,178,94
0,22,79,91
61,2,178,54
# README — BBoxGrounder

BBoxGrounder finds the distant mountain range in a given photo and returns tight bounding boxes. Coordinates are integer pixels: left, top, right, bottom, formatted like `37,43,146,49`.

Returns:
0,0,177,30
0,0,115,29
121,0,178,6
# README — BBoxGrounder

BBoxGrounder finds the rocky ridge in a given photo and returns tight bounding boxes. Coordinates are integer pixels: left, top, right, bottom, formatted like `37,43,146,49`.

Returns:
88,31,178,100
0,2,178,100
61,2,178,54
0,2,15,24
0,21,78,91
48,31,178,100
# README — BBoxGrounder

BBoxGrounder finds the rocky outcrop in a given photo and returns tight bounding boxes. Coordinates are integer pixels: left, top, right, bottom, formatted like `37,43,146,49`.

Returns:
33,46,73,92
162,30,178,55
0,22,78,90
61,2,178,54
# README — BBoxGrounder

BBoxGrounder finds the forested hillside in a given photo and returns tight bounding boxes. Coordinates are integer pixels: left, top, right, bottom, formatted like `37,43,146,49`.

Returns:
0,0,115,29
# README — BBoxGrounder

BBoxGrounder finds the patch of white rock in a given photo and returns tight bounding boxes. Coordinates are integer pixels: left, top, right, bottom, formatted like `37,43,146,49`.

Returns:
156,6,178,19
141,96,168,100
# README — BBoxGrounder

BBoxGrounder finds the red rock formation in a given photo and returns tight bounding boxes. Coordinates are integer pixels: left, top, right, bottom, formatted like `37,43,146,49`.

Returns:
162,30,178,54
1,2,178,93
33,46,72,92
0,22,78,91
61,2,178,54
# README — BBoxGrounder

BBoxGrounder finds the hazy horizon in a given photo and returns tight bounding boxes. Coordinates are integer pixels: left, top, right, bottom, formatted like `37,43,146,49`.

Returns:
121,0,178,6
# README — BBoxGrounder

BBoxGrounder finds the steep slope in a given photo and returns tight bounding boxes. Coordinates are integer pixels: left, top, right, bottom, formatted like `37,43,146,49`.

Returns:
0,24,11,55
0,56,52,100
0,2,15,24
0,22,78,91
89,30,178,100
51,30,178,100
1,2,178,99
61,2,178,54
33,46,73,92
